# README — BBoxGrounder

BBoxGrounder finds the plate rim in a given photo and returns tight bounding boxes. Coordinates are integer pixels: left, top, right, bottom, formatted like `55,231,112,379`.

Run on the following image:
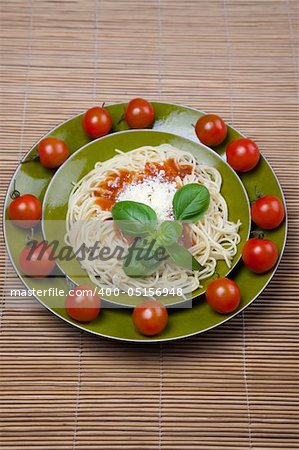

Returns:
3,102,288,343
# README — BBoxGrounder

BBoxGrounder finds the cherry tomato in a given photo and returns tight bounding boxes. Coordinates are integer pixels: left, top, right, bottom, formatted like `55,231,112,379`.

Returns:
242,238,278,274
82,106,113,138
65,285,101,323
195,114,227,147
206,278,241,314
132,300,168,336
8,194,42,229
19,241,55,277
125,98,155,129
251,195,285,230
226,138,260,172
38,137,69,169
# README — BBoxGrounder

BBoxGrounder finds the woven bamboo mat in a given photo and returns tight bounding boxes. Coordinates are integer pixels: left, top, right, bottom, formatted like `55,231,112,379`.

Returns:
0,0,298,449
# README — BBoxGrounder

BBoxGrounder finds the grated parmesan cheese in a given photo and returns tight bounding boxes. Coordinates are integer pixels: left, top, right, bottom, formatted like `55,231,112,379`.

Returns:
116,172,177,222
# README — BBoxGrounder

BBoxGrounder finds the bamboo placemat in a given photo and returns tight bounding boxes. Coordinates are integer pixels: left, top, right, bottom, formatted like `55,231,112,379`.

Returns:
0,0,298,449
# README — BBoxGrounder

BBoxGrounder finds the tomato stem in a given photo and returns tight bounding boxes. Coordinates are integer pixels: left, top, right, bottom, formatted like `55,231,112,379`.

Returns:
66,276,76,291
21,154,40,164
251,230,265,239
117,113,125,125
10,180,20,199
254,185,263,199
25,228,35,245
250,185,264,204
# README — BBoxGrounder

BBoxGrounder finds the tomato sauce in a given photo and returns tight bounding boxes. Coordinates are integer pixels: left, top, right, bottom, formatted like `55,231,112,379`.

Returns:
94,158,192,211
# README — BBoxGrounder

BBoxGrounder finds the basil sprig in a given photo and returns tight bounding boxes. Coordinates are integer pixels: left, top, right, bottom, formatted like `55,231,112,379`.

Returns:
112,185,208,278
173,183,210,222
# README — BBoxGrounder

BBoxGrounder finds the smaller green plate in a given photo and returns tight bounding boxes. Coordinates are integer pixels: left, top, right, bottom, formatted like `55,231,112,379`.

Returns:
42,130,250,306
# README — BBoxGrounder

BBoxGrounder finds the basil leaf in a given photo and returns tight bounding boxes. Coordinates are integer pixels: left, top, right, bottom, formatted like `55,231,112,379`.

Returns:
124,258,157,278
141,240,169,268
173,183,210,222
123,245,161,278
156,220,183,247
112,201,157,237
166,242,203,271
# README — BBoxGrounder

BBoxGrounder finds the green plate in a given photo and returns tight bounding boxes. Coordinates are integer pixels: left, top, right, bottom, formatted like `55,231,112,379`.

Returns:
3,102,287,342
42,129,250,307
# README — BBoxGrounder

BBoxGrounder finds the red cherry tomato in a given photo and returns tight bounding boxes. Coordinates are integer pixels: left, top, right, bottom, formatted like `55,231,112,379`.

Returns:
82,106,113,138
19,241,55,277
242,238,279,274
65,285,101,323
125,98,155,129
8,194,42,229
195,114,227,147
226,138,260,172
251,195,285,230
132,300,168,336
206,278,241,314
38,137,69,169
